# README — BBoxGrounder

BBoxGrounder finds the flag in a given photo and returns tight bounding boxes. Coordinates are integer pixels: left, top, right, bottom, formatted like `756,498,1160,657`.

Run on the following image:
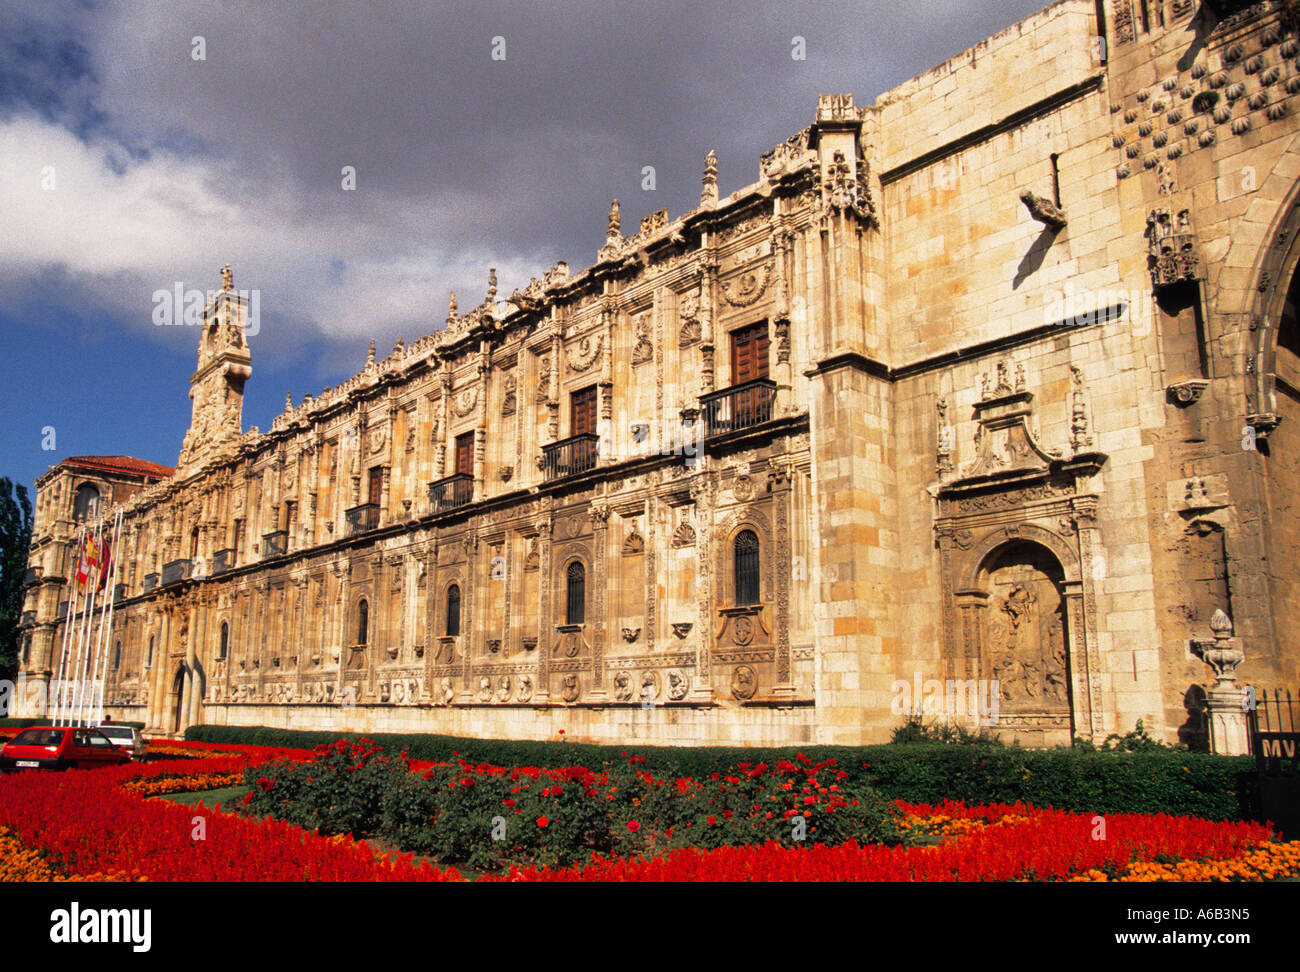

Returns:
96,536,113,592
75,541,88,589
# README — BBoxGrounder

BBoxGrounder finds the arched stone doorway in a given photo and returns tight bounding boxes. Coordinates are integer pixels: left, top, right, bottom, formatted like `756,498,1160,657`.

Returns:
975,541,1073,734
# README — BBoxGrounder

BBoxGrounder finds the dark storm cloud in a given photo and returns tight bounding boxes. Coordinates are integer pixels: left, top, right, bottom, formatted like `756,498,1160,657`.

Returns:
85,0,1055,266
0,0,1057,376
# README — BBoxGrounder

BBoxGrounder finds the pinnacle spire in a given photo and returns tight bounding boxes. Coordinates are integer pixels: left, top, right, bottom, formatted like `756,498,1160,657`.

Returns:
701,150,718,208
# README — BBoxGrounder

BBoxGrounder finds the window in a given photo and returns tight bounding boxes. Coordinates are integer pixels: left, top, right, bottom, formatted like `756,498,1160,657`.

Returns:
21,636,30,666
565,561,586,625
218,622,229,661
571,386,598,437
455,432,474,477
113,641,122,669
146,635,155,669
72,484,100,522
367,468,383,506
734,530,760,606
730,322,770,385
446,584,461,637
357,599,369,646
190,527,200,559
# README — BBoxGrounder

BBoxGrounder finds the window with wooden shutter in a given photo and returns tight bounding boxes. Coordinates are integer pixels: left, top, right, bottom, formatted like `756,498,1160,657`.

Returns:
455,432,474,477
730,322,770,384
571,386,597,436
367,468,383,506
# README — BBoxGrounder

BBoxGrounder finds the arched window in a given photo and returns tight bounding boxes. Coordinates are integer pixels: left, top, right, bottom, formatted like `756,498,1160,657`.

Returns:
190,527,200,559
218,622,229,661
72,484,100,522
21,635,31,666
565,561,585,625
146,635,155,669
734,530,760,606
113,641,122,669
446,584,461,637
357,599,369,646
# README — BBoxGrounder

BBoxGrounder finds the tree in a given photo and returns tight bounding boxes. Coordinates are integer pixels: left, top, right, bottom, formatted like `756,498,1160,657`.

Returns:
0,477,34,682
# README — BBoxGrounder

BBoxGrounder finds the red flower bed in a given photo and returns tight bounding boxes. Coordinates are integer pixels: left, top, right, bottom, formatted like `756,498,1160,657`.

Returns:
2,738,1291,883
489,802,1276,882
0,752,461,882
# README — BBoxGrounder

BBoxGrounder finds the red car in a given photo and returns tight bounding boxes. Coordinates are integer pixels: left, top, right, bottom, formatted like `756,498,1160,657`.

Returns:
0,726,133,772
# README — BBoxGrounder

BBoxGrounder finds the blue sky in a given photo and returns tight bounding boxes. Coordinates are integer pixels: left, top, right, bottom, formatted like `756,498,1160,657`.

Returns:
0,0,1056,497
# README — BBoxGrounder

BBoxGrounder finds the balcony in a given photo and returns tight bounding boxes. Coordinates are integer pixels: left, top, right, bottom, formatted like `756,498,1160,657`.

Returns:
20,611,34,627
345,504,380,536
262,531,288,558
57,601,69,618
161,558,193,587
428,473,473,514
700,379,777,439
142,573,159,594
213,548,236,575
21,567,40,588
112,583,127,602
541,433,599,483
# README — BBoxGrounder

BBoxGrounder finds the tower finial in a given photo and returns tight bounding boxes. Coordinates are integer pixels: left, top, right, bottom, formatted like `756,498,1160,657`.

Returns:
221,263,233,291
285,391,293,410
366,338,375,366
607,199,621,240
487,268,497,303
448,290,458,318
701,149,718,208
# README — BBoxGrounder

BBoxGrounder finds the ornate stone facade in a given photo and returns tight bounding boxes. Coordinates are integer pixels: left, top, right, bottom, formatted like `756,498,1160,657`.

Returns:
17,1,1300,745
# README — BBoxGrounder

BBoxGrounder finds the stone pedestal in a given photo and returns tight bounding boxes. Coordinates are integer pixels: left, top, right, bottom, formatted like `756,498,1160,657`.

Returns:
1191,609,1248,756
1205,683,1250,756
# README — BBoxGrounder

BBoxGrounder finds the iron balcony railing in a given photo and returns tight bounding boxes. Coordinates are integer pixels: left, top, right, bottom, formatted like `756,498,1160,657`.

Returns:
700,379,777,439
428,473,473,513
262,531,288,558
161,558,193,587
345,504,380,536
21,567,40,588
213,548,236,575
541,433,599,482
20,611,35,627
142,573,159,594
112,583,127,602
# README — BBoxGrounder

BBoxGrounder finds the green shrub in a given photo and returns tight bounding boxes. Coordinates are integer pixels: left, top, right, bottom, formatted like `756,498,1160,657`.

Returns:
194,723,1256,821
238,743,905,871
889,715,1003,746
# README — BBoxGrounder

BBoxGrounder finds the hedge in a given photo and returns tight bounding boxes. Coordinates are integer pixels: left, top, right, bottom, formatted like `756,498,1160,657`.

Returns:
185,723,1258,822
0,718,146,730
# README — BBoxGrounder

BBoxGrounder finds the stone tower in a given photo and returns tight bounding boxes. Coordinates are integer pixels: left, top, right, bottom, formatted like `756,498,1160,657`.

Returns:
177,264,252,474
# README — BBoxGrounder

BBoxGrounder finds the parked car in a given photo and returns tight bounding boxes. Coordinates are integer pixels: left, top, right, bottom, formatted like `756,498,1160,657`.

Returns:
0,726,133,772
95,724,145,761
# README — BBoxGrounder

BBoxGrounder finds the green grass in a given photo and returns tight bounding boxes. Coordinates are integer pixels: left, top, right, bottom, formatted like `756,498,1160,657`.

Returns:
159,784,252,809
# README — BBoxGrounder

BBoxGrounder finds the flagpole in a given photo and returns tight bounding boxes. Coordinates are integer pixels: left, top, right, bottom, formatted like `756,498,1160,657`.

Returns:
87,511,112,726
92,510,123,725
71,514,103,727
53,522,84,726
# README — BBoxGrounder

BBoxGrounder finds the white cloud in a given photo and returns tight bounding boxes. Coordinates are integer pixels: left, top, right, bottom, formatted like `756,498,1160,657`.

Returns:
0,113,544,348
